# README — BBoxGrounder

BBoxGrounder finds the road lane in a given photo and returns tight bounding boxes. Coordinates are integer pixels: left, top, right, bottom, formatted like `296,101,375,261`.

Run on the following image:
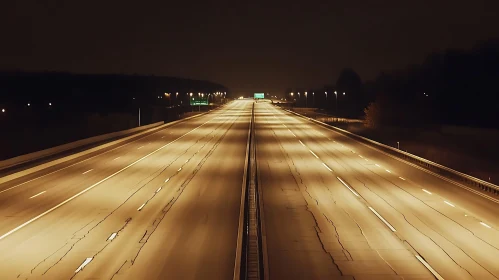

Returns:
259,102,499,279
255,105,433,280
0,100,251,280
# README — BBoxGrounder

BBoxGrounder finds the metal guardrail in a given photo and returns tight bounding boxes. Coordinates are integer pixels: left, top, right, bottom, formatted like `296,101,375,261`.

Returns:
235,103,264,280
284,108,499,195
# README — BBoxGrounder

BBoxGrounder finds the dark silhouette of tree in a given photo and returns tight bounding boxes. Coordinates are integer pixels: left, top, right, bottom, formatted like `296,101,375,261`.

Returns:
335,68,365,118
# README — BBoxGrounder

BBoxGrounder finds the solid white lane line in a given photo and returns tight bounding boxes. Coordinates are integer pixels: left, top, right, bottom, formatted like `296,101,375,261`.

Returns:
0,118,212,241
422,189,432,195
337,177,359,197
368,207,397,232
75,257,93,273
309,150,319,159
399,176,406,180
29,191,46,199
165,178,170,183
107,232,118,241
385,169,391,173
137,203,146,211
156,187,162,193
82,169,93,175
178,167,182,172
415,255,444,280
113,157,120,161
299,140,305,146
480,222,491,229
138,146,144,149
444,201,455,207
322,163,333,172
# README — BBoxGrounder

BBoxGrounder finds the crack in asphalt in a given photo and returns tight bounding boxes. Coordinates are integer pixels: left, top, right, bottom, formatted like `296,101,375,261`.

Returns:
17,113,235,279
265,118,345,275
300,125,498,278
110,110,243,276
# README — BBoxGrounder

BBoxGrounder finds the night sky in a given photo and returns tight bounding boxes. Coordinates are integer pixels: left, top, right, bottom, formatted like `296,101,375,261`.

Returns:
2,1,499,95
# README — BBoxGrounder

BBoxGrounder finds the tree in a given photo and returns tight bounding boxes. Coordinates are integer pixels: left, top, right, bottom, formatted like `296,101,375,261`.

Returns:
335,68,365,117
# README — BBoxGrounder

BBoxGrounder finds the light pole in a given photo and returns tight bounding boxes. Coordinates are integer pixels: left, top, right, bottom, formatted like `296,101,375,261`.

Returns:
334,91,338,114
198,93,201,112
397,141,400,150
305,92,308,108
325,92,328,109
313,92,315,107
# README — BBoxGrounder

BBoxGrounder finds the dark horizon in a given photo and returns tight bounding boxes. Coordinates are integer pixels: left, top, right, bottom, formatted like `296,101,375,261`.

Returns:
2,1,499,94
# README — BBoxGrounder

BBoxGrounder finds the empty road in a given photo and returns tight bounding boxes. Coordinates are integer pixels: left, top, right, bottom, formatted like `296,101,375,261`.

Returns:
256,102,499,280
0,100,251,280
1,99,498,280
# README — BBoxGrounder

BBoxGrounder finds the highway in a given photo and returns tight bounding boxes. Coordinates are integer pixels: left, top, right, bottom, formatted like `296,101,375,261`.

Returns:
1,99,498,280
0,100,251,280
256,102,499,280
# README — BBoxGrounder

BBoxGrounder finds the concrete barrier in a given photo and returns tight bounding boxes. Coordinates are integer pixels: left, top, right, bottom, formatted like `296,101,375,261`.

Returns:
0,122,164,171
0,102,230,186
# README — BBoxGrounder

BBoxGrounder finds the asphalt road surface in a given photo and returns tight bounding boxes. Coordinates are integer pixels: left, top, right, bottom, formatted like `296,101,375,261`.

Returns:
0,100,251,280
255,102,499,280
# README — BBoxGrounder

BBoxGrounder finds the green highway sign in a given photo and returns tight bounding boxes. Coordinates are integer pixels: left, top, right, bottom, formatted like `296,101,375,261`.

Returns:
190,97,209,105
254,93,265,99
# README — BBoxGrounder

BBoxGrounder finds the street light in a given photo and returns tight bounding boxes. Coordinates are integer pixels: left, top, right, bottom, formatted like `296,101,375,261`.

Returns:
49,102,52,106
334,91,338,113
397,141,400,150
1,108,5,113
305,92,308,108
313,92,315,107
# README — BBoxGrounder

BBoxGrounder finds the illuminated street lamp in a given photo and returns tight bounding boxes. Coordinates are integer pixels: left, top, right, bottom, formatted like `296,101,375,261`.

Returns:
305,92,308,108
334,91,338,113
1,108,5,113
313,92,315,107
49,102,52,106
